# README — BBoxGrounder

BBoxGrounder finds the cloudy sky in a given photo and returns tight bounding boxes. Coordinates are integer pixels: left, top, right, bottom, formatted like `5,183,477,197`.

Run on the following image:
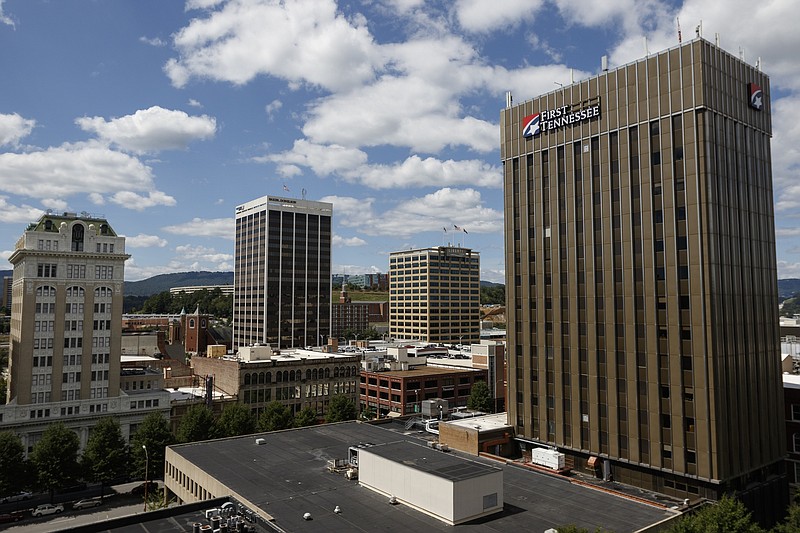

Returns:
1,0,799,282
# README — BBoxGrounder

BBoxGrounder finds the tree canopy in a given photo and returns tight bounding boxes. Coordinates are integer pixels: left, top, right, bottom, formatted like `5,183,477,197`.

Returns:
467,380,493,413
666,496,763,533
131,412,174,480
217,403,257,437
326,394,357,423
138,288,232,321
30,423,81,494
258,401,294,432
294,407,318,428
0,431,27,496
81,417,128,488
176,405,219,443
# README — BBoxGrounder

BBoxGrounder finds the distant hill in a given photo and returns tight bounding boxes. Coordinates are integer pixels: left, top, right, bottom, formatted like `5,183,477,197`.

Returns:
124,271,234,297
778,279,800,299
480,280,503,287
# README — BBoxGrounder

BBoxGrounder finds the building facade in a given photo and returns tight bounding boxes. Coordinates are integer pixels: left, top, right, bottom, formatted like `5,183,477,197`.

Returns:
388,247,480,344
191,346,359,418
4,212,170,449
501,38,785,516
233,195,333,350
360,365,487,417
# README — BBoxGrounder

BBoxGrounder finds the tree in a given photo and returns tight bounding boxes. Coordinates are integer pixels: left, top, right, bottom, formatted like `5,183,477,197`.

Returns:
131,412,174,480
467,380,493,413
81,417,128,498
294,407,318,428
326,394,357,423
666,496,763,533
774,502,800,533
30,423,81,496
258,402,294,432
176,405,218,443
0,431,27,497
217,403,257,437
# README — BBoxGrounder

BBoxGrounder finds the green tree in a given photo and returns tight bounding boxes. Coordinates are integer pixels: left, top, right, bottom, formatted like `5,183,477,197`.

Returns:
30,423,81,496
326,394,357,423
667,496,763,533
217,403,257,437
81,417,128,498
0,431,27,497
131,412,174,480
294,407,318,428
258,401,294,432
176,405,218,443
774,502,800,533
467,380,493,413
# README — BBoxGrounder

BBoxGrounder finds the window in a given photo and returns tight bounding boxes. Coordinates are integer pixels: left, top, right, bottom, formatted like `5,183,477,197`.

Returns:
37,264,57,277
792,404,800,421
795,433,800,453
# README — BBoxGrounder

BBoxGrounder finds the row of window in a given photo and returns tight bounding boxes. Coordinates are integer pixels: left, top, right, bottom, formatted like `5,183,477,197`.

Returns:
37,264,116,279
36,286,114,298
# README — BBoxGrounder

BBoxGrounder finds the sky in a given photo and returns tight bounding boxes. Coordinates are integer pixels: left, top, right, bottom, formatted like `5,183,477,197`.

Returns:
1,0,799,283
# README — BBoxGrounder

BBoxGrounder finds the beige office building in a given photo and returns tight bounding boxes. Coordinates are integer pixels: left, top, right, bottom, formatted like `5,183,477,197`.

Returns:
501,38,785,520
3,212,170,450
389,246,480,344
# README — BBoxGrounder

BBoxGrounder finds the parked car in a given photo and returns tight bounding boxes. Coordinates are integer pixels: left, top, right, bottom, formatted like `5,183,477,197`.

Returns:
72,498,102,510
0,511,25,523
32,504,64,517
0,491,32,503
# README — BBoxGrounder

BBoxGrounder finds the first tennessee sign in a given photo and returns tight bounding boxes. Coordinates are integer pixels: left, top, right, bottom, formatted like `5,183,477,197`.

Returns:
522,102,601,138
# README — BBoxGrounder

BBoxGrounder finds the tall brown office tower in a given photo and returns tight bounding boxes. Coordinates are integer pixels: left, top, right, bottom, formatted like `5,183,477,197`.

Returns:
233,195,333,351
501,39,786,520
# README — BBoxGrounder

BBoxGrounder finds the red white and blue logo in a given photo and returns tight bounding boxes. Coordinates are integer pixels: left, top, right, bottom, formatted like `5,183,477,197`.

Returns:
749,83,763,111
522,113,541,137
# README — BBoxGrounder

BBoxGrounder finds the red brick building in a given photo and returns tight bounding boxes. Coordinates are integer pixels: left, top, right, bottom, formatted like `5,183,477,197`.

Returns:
360,366,487,417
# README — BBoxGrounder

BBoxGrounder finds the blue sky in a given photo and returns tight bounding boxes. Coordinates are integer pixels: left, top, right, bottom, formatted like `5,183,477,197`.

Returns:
1,0,799,282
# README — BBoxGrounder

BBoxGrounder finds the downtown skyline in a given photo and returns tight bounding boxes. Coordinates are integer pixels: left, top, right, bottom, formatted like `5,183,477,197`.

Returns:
1,0,799,283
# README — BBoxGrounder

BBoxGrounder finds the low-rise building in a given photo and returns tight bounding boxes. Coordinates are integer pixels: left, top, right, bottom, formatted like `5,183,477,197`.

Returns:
190,345,360,418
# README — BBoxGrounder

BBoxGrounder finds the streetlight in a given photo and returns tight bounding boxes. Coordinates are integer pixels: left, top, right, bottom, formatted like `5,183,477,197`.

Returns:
142,444,149,512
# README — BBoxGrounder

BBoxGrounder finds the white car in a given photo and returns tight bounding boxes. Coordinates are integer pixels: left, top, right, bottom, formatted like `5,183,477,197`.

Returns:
32,504,64,517
0,491,32,503
73,498,101,510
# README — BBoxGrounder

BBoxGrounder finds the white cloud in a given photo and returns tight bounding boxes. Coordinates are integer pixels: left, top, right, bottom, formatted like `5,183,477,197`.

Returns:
0,0,14,28
265,141,500,190
265,99,282,120
76,106,216,154
778,260,800,279
88,192,105,205
188,99,203,108
0,196,43,223
175,244,233,263
165,0,379,92
125,234,168,248
110,190,176,211
139,36,166,47
41,198,68,211
0,141,172,205
322,188,503,238
0,113,35,146
162,217,234,239
454,0,544,33
333,235,367,247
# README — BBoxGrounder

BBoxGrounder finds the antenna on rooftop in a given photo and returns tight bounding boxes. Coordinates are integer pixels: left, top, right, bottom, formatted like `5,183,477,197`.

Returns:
601,56,608,72
677,17,682,43
643,37,649,56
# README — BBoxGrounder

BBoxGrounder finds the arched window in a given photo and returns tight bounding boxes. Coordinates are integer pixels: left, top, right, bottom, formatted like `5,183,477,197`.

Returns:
282,371,289,382
312,369,318,380
244,373,251,385
189,319,195,328
306,369,311,380
324,368,330,378
794,433,800,453
258,372,265,384
352,366,357,377
345,367,351,377
66,286,84,298
36,285,56,297
71,224,85,252
290,370,296,382
266,372,272,383
334,367,340,378
277,372,283,383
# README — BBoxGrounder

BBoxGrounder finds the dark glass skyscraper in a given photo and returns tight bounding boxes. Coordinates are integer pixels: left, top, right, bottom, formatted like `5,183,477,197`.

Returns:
233,195,332,350
501,38,785,518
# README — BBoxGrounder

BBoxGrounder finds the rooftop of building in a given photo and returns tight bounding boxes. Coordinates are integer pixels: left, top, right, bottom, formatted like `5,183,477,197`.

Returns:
782,373,800,390
442,412,511,432
167,421,672,532
363,365,483,378
26,211,116,234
